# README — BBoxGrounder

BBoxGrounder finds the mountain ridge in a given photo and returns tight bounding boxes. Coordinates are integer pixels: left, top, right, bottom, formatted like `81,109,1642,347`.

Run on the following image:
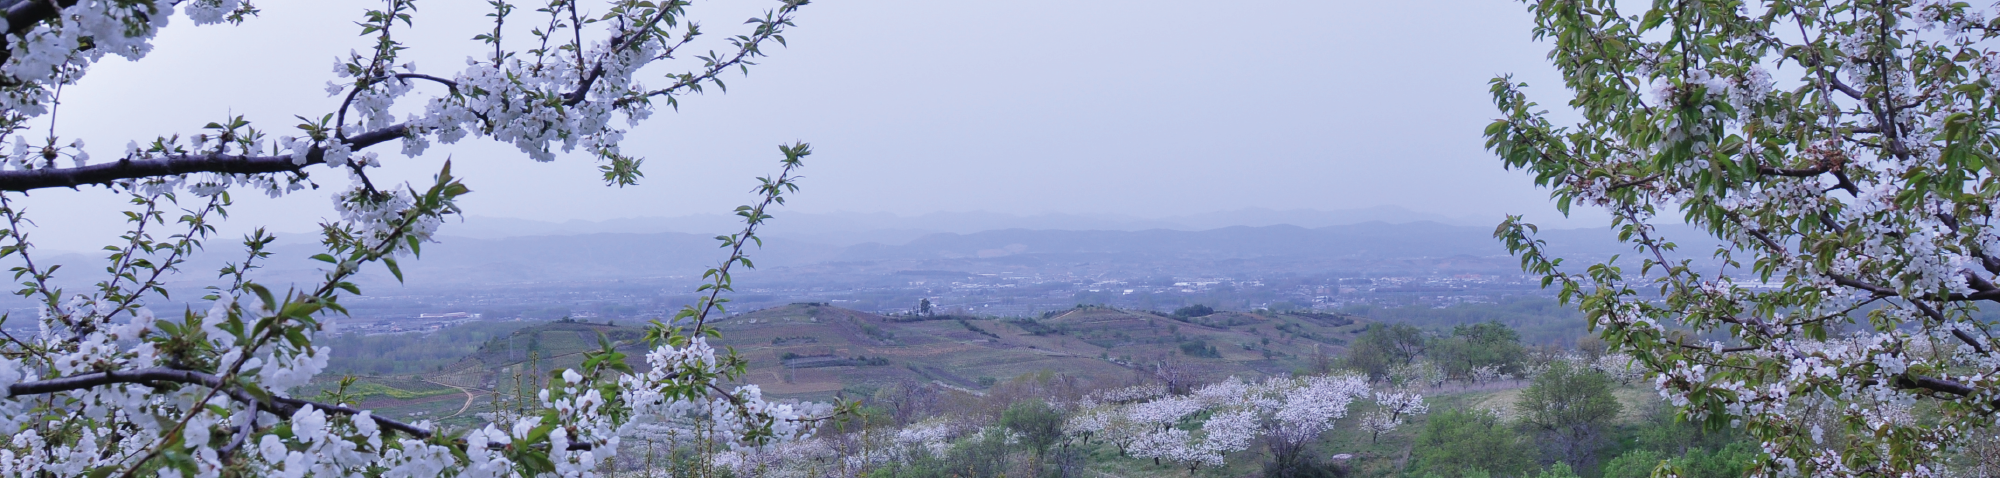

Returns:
0,220,1698,298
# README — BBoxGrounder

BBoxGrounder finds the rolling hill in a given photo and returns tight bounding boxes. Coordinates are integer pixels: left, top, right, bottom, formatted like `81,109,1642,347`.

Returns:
311,303,1371,427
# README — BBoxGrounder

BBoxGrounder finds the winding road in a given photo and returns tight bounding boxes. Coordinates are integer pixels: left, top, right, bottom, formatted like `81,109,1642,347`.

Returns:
422,378,482,418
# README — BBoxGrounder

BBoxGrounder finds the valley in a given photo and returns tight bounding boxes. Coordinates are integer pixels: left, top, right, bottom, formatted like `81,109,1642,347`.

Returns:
307,303,1371,427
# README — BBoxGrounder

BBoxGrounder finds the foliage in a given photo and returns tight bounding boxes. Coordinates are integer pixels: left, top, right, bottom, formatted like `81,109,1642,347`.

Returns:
1407,408,1535,477
1261,458,1346,478
957,318,1000,339
1601,449,1666,478
1629,402,1742,458
1482,0,2000,473
1179,339,1222,358
1345,323,1426,380
1517,360,1622,471
1007,318,1062,336
1174,304,1216,318
861,323,896,341
1604,442,1760,478
1431,321,1529,382
1531,463,1582,478
1675,442,1763,478
1605,403,1761,478
1001,400,1066,466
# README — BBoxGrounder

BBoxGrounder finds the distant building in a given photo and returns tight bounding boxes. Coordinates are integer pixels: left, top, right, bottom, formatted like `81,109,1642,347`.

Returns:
417,312,480,319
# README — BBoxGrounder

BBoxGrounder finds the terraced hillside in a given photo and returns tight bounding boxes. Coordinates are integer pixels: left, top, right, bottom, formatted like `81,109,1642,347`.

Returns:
306,304,1369,427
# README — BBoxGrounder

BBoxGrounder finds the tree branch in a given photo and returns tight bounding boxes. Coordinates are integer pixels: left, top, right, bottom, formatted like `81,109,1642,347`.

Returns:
4,0,62,37
8,366,433,438
8,365,606,451
1756,165,1829,177
0,125,407,192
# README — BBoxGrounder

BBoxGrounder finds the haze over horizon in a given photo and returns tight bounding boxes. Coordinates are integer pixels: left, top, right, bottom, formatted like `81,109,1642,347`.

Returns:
5,0,1616,254
25,205,1626,254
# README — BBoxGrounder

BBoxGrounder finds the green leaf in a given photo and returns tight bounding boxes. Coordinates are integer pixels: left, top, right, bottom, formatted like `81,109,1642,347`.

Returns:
383,258,404,283
245,283,276,311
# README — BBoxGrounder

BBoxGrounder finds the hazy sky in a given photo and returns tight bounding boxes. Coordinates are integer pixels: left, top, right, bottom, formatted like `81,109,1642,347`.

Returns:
21,0,1605,250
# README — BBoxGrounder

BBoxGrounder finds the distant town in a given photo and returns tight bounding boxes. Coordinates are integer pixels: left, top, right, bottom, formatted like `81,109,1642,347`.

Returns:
306,269,1545,337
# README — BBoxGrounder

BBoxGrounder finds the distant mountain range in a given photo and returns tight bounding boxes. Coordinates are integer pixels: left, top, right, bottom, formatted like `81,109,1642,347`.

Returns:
832,221,1657,261
2,216,1716,299
441,206,1497,246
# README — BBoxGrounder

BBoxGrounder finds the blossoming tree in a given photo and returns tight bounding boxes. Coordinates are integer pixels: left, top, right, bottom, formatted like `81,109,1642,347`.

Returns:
0,0,838,476
1489,0,2000,474
1075,373,1383,474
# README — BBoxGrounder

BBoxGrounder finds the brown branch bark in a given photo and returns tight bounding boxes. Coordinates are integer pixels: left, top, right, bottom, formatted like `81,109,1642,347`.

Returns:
7,366,433,438
7,365,611,451
0,125,406,192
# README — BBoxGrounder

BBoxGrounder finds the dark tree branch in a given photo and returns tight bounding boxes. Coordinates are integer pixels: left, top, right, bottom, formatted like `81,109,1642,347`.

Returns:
1676,342,1759,353
1608,173,1661,191
8,365,610,452
8,366,433,438
218,400,257,462
1953,328,1991,355
1831,273,1900,297
1755,161,1859,196
0,125,407,192
1825,73,1869,103
1829,272,2000,304
4,0,62,37
1757,165,1830,177
393,73,459,95
1714,315,1779,338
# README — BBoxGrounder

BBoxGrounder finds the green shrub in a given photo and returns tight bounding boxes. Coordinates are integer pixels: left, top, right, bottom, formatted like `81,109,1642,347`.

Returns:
1407,408,1534,477
1602,450,1664,478
1179,340,1221,358
1173,304,1216,318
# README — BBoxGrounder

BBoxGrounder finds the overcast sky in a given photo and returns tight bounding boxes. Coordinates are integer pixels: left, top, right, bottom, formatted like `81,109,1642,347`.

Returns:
19,0,1606,251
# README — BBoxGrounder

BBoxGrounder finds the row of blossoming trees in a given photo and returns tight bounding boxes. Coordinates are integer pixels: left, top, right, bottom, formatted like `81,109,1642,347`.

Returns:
679,374,1415,478
639,339,1663,477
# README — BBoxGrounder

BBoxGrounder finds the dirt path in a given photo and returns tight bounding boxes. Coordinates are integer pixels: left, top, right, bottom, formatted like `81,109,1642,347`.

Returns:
932,380,985,397
424,379,478,418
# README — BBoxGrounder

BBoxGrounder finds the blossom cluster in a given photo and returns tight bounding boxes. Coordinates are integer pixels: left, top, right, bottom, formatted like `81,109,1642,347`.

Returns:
1487,1,2000,474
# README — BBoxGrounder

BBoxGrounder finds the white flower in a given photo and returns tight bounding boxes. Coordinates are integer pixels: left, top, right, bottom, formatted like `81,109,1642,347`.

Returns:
257,434,287,463
292,405,327,444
